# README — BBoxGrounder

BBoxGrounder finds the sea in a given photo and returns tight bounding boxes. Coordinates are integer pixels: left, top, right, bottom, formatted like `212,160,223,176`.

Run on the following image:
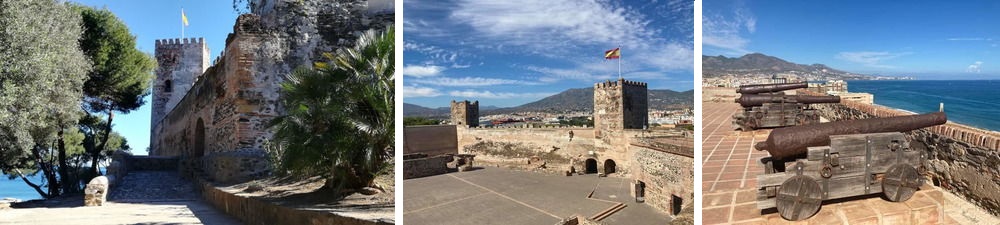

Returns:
1,167,107,201
0,173,45,201
847,80,1000,132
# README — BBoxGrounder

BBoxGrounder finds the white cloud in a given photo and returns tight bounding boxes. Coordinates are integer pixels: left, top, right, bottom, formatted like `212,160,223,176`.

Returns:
450,0,657,51
403,64,445,77
703,6,756,54
524,66,612,82
410,77,540,87
835,51,912,68
947,37,992,41
404,42,471,66
448,90,555,99
635,42,694,71
967,61,983,73
403,86,442,97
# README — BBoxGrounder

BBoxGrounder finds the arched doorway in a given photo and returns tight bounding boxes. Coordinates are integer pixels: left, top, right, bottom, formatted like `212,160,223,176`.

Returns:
194,118,205,157
585,159,598,174
604,159,616,174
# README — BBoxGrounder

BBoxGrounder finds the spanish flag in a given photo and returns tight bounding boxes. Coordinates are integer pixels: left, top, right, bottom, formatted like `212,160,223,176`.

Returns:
604,48,620,59
182,9,189,26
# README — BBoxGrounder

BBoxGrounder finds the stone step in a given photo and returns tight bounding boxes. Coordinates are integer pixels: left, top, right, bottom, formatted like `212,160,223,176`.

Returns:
108,171,198,202
590,202,626,221
759,186,952,225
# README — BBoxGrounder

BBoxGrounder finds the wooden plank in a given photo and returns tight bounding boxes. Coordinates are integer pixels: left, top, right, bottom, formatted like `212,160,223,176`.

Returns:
757,172,795,187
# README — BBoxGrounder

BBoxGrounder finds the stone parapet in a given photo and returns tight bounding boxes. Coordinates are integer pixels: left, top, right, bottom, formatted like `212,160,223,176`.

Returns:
193,178,392,225
402,154,451,179
803,89,1000,216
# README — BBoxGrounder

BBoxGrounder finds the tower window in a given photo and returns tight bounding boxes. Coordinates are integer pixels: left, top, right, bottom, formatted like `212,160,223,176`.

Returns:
164,79,172,92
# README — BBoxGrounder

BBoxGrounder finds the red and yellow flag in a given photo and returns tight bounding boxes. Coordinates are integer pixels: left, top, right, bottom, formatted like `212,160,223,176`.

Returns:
604,48,620,59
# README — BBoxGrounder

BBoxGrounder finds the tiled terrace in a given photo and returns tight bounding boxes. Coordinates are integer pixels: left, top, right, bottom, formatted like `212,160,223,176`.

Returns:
699,101,986,225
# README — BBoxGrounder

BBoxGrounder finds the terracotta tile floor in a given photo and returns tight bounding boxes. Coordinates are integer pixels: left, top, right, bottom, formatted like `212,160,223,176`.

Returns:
700,102,961,225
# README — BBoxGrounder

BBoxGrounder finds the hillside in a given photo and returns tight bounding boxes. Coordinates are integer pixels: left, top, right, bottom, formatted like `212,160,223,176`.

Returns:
402,103,450,118
403,87,694,117
703,53,870,80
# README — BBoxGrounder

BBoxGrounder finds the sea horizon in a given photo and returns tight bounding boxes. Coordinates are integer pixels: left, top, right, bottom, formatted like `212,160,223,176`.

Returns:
847,79,1000,132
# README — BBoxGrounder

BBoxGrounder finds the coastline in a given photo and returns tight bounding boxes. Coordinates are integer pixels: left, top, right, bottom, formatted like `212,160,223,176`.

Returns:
847,79,1000,133
803,89,1000,150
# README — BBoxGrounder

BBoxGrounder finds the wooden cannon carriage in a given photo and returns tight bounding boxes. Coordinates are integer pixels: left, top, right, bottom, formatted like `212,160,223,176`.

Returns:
754,112,947,221
732,82,840,131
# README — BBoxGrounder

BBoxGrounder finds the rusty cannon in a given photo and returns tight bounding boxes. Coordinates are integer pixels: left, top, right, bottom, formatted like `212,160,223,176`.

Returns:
755,112,947,221
737,81,808,94
735,94,841,108
732,82,838,131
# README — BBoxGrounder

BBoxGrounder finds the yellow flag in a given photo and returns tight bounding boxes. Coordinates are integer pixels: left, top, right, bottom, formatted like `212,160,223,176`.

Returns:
182,9,189,26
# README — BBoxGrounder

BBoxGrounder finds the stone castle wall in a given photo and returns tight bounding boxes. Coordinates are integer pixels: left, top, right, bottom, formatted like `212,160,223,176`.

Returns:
806,90,1000,216
629,144,694,215
151,0,392,183
152,14,267,158
456,127,607,173
151,38,209,137
150,0,393,162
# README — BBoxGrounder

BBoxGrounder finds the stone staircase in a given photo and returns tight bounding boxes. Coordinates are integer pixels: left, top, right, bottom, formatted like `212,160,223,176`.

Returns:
107,171,198,202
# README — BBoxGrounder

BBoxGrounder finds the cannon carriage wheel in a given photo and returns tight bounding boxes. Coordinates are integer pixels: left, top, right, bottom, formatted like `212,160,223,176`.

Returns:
883,164,922,202
776,175,823,221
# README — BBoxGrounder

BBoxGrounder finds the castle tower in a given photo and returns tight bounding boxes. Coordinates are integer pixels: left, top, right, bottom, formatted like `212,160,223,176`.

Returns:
151,37,210,129
593,78,648,143
450,100,479,127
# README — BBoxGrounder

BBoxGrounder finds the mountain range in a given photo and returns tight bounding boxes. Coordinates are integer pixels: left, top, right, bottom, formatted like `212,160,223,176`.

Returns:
404,88,693,118
703,53,871,80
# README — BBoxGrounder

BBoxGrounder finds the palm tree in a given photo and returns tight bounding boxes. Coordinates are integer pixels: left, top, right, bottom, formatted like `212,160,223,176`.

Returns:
269,25,394,193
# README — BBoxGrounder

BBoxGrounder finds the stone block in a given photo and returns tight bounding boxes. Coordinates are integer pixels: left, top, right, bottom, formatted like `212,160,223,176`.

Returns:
84,176,109,206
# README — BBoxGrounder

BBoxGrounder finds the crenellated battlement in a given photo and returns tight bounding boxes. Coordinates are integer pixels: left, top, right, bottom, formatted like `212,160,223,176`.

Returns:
155,37,207,48
594,78,648,89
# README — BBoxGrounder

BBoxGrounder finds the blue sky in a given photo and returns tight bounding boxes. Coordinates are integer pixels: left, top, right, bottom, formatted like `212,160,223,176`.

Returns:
403,0,694,108
704,0,1000,79
70,0,240,154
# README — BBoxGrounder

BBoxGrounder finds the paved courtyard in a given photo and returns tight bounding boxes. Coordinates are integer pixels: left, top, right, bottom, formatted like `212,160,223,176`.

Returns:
0,171,241,225
403,167,670,225
701,101,997,224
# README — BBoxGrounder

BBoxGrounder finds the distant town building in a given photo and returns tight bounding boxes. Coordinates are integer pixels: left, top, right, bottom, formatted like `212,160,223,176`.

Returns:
835,92,874,105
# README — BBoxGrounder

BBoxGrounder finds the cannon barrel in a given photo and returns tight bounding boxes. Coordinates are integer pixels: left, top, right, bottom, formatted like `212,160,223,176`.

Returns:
754,112,947,159
737,82,808,94
735,94,841,107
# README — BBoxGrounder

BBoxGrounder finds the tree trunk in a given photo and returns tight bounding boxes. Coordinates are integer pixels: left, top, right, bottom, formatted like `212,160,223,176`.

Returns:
30,145,59,197
14,169,51,199
57,126,71,193
92,110,114,176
